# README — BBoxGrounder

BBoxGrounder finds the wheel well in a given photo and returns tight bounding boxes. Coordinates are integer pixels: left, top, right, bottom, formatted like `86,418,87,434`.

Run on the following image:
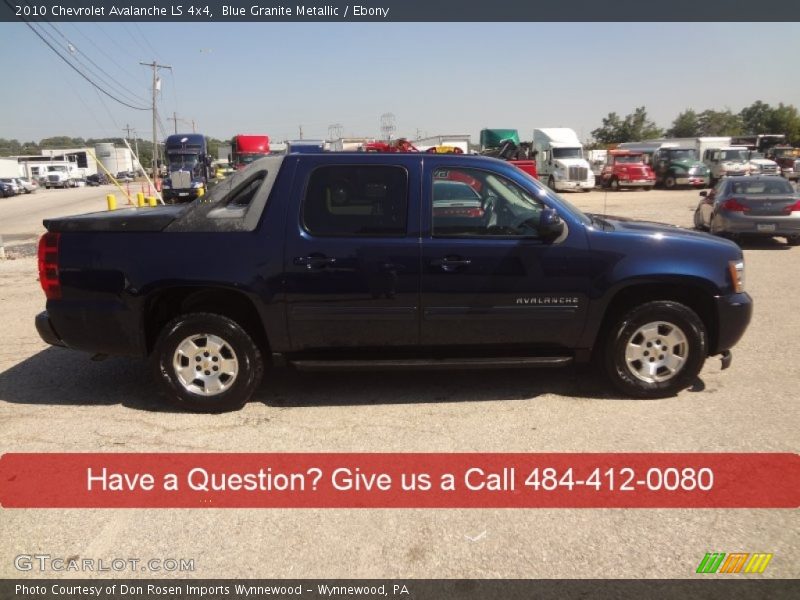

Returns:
595,283,718,357
144,287,270,356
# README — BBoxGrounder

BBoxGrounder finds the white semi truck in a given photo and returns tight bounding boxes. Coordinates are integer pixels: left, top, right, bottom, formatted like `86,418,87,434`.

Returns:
42,162,84,189
533,128,594,192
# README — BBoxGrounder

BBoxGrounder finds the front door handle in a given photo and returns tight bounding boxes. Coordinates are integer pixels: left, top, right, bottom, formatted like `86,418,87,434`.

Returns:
431,256,472,272
294,255,337,270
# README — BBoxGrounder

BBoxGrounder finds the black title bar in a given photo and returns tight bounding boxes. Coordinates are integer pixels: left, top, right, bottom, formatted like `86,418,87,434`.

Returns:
2,0,800,22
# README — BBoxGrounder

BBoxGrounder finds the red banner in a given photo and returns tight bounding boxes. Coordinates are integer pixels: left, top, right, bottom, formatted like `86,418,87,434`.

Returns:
0,453,798,508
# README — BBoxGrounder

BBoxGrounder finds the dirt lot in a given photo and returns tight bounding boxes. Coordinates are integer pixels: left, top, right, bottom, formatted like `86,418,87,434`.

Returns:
0,186,797,579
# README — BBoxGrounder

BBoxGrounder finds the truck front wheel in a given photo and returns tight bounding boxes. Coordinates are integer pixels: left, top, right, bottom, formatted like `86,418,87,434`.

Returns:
603,301,706,398
153,312,263,412
664,174,677,189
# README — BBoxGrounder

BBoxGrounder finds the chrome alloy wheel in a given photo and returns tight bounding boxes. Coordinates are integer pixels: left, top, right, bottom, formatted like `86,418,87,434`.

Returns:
623,321,689,383
172,333,239,396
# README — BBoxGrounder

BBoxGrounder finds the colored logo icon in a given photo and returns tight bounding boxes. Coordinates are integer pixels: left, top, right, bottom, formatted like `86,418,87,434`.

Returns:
696,552,773,574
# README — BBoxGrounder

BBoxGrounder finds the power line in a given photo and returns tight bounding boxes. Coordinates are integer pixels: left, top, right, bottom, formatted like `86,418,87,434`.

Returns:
11,9,149,111
132,22,162,63
66,23,142,82
44,21,150,107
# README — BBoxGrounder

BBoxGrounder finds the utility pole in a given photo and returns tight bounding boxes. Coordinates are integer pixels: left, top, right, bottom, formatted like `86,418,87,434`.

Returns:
168,113,196,134
140,60,172,185
122,125,141,173
168,112,178,135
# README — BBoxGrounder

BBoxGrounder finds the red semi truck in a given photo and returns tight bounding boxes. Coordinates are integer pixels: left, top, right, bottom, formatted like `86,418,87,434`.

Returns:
230,134,270,169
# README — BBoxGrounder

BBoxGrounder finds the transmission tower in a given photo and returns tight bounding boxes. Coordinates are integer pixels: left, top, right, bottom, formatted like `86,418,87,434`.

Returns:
328,123,343,141
380,113,396,141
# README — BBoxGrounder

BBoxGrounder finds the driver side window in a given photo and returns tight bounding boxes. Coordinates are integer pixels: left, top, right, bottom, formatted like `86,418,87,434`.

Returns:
431,167,545,238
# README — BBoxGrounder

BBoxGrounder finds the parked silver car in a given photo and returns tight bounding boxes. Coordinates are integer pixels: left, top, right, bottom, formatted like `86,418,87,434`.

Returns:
694,175,800,245
17,177,38,193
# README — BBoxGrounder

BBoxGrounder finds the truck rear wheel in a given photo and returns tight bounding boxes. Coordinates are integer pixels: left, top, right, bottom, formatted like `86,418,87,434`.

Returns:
153,312,263,413
603,301,706,398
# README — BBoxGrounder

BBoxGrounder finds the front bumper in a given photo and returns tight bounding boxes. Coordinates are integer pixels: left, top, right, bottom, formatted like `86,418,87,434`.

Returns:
618,180,655,188
713,292,753,354
676,175,710,187
556,180,594,191
35,311,66,347
162,189,200,203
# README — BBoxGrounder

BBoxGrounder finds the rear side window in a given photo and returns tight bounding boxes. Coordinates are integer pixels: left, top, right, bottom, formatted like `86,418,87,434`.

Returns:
303,166,408,236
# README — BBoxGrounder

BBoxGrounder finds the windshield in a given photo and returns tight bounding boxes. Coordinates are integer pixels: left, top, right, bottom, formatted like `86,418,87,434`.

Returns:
668,149,697,160
720,150,747,161
552,147,583,159
48,166,67,172
168,154,199,170
613,155,643,164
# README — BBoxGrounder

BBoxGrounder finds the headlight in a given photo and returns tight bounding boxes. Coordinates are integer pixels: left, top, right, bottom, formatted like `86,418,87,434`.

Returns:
162,183,171,189
728,260,745,293
192,181,204,189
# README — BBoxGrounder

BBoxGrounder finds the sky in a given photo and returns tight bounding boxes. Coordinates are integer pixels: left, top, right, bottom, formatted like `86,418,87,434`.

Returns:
1,22,799,145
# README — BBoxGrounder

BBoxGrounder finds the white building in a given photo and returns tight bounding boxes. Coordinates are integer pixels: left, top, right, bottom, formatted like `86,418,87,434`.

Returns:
13,144,138,179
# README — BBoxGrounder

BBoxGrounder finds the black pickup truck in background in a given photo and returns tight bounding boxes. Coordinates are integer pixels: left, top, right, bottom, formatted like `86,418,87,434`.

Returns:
36,154,752,412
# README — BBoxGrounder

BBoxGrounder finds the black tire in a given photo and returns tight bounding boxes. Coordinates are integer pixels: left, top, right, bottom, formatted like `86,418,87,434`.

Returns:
786,236,800,246
603,301,706,399
609,177,620,191
693,209,708,231
153,312,263,413
664,174,677,189
640,186,651,192
547,176,556,191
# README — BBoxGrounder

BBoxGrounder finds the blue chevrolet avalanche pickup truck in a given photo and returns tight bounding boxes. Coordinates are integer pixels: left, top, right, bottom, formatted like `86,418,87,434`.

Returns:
35,154,752,412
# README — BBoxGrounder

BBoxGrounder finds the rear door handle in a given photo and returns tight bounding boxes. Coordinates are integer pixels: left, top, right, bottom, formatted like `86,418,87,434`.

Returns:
431,256,472,272
294,255,337,270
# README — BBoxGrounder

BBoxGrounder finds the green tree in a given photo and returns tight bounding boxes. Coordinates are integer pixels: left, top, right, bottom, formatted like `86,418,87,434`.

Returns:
0,138,22,156
739,101,773,134
39,136,86,149
591,112,626,145
623,106,663,141
591,106,663,145
696,109,744,136
764,103,800,145
666,109,699,137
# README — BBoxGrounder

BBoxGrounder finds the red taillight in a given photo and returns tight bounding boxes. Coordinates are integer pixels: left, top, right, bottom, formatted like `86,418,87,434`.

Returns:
785,200,800,215
721,198,750,213
37,232,61,300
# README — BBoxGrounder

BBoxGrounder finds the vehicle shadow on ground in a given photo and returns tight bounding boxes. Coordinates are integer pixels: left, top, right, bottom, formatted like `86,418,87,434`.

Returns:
736,236,794,250
0,347,172,412
0,346,691,412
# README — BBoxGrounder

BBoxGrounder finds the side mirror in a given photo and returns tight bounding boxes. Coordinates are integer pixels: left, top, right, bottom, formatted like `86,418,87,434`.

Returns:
539,207,565,241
